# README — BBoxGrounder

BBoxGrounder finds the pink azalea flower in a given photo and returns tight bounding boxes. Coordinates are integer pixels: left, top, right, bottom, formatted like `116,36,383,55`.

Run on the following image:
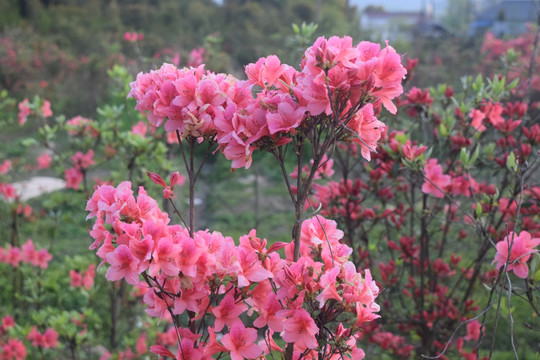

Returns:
18,99,31,125
131,121,148,137
281,308,319,350
347,103,385,161
0,159,11,175
42,328,59,348
41,100,53,118
266,96,306,135
71,149,95,169
149,237,179,277
469,108,486,132
106,245,140,285
65,167,83,189
35,248,52,269
212,293,248,332
2,338,27,359
5,245,21,267
492,231,540,278
37,152,52,170
465,319,483,342
221,321,262,360
421,159,451,198
2,315,15,330
70,270,83,288
82,264,96,289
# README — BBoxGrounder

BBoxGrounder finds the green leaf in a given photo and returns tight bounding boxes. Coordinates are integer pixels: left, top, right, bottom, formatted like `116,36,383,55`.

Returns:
440,123,448,137
506,152,517,171
470,146,480,164
21,138,38,147
460,148,469,166
475,201,482,218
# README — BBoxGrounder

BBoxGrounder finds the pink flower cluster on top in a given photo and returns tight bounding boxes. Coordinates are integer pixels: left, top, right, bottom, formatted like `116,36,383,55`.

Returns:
87,181,380,359
128,36,406,168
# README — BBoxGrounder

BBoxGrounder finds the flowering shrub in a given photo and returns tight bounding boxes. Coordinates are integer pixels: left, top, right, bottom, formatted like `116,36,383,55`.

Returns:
85,35,407,359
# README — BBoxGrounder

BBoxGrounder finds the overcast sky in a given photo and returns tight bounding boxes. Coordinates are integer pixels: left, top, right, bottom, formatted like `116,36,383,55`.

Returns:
351,0,449,18
351,0,423,11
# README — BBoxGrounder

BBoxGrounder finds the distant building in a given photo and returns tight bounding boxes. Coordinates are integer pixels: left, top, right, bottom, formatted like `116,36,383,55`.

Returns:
360,6,450,41
468,0,539,37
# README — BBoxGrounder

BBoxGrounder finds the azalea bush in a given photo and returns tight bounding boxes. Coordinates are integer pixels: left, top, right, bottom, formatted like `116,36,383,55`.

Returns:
86,35,406,360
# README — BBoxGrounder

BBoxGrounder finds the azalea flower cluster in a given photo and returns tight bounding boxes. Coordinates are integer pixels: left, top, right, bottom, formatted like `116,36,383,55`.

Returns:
17,98,52,126
0,239,52,269
86,181,380,359
493,230,540,279
128,36,406,168
0,316,59,360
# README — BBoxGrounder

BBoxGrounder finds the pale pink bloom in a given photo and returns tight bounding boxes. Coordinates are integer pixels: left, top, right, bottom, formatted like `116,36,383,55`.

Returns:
347,103,385,161
174,338,203,360
135,332,147,355
188,47,204,67
221,321,262,360
149,237,179,277
106,244,140,285
266,96,306,135
66,116,98,137
82,264,96,289
70,270,83,288
173,284,208,315
131,120,147,137
41,100,53,118
485,102,504,127
421,159,451,198
493,231,540,278
252,293,284,332
212,293,248,332
42,328,59,348
469,108,486,132
65,167,83,189
315,267,342,307
35,249,52,269
5,245,21,267
281,308,319,350
37,153,52,170
0,159,11,175
236,246,273,287
0,182,17,200
18,99,31,125
20,239,36,264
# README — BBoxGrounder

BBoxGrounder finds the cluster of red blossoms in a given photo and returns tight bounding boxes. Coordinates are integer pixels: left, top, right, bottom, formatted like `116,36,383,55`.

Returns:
87,181,380,359
128,36,406,168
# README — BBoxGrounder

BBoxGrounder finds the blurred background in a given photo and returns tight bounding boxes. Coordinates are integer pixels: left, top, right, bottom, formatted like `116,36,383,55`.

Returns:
2,0,536,117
